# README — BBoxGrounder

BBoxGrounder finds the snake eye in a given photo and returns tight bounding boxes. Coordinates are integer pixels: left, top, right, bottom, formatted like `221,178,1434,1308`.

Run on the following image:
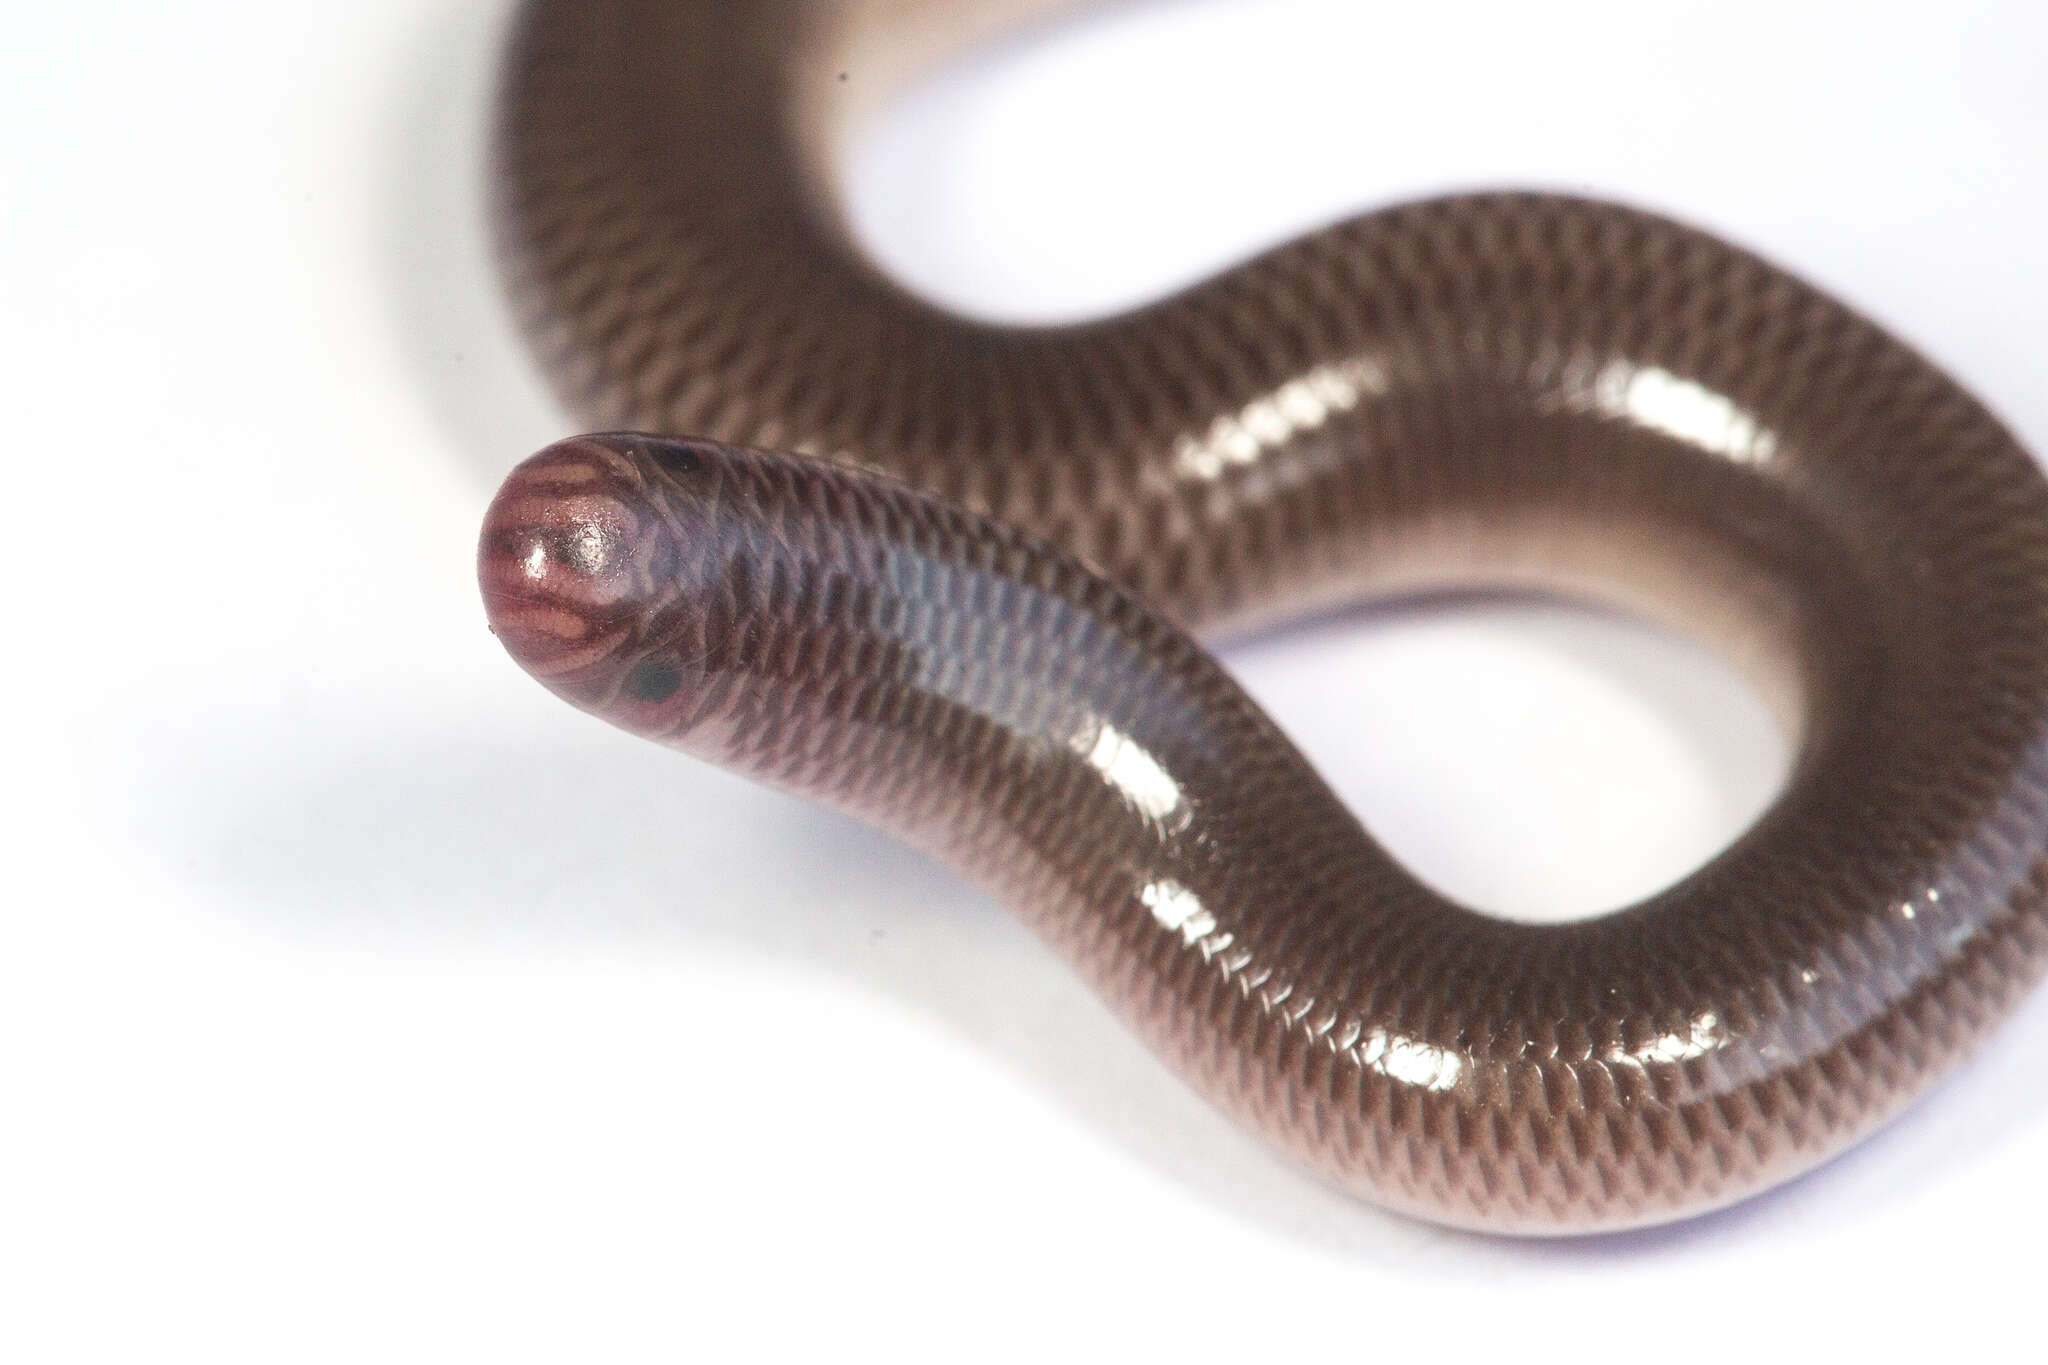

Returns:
626,657,682,703
647,441,700,478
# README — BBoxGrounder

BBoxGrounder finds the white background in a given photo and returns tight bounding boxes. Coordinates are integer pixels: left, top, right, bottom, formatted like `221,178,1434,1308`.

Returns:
5,1,2047,1359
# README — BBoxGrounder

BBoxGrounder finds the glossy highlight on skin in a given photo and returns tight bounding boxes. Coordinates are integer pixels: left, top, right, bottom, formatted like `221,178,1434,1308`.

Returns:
479,0,2048,1232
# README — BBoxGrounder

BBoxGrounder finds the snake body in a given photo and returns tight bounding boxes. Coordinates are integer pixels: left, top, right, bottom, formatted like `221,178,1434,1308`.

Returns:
477,0,2048,1232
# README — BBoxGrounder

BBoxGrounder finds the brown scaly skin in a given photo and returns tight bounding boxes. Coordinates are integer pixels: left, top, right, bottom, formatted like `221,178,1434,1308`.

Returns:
479,0,2048,1231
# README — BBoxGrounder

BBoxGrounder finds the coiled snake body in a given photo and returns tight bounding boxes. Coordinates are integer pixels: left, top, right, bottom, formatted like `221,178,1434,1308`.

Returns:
477,0,2048,1232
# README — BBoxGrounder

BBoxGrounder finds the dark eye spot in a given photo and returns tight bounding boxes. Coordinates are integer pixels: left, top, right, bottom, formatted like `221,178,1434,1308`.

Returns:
649,442,699,477
626,658,682,703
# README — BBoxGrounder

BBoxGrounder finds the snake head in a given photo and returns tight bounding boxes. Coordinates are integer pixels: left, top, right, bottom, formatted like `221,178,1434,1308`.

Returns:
478,432,732,745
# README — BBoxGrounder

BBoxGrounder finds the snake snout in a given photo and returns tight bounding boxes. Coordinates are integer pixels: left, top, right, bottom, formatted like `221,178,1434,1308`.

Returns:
478,438,654,682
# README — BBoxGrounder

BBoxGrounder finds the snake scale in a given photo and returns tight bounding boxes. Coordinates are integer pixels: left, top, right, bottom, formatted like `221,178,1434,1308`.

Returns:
476,0,2048,1232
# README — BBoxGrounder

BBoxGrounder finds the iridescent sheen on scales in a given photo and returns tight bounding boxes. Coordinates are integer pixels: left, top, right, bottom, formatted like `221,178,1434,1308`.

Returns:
478,0,2048,1232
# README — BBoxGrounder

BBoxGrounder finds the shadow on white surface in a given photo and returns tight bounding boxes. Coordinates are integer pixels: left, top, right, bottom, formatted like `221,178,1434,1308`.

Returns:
1225,592,1793,922
379,0,559,493
113,668,2048,1268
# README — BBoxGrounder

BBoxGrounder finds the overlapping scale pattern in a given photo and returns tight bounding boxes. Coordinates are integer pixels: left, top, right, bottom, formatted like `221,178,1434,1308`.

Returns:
481,0,2048,1230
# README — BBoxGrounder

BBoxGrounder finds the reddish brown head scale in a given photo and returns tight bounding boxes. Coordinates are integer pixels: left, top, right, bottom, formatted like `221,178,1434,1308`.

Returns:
478,433,720,730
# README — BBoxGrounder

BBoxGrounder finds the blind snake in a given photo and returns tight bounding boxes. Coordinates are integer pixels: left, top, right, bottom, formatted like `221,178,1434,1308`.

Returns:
475,0,2048,1232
